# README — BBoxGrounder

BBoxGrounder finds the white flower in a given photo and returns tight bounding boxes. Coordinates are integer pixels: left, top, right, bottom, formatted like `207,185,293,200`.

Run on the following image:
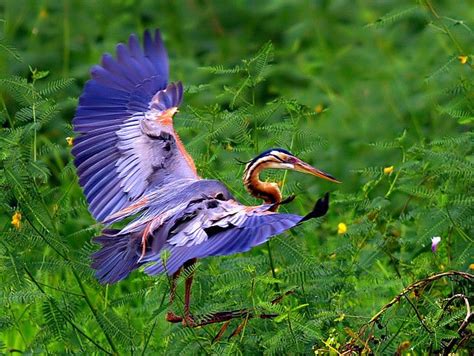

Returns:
431,236,441,252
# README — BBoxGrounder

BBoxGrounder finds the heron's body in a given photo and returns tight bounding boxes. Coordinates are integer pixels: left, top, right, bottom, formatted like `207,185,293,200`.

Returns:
72,30,338,326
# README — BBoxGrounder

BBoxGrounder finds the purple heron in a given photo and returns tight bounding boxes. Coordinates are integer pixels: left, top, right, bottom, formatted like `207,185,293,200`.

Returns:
72,29,339,327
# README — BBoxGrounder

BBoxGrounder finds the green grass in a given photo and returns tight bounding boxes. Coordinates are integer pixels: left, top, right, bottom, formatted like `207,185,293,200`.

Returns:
0,0,473,354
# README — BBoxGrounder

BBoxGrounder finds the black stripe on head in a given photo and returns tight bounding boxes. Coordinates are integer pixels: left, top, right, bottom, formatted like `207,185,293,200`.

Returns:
249,148,292,166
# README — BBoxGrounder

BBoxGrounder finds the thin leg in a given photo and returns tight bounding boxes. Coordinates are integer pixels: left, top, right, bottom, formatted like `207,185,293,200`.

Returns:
169,290,293,326
218,290,295,339
139,222,153,261
182,258,197,326
213,321,231,343
228,316,248,340
166,268,183,323
169,268,181,304
165,265,293,330
195,309,277,326
165,259,197,325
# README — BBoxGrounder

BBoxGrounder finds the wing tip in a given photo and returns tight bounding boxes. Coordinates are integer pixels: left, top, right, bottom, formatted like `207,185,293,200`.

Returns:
89,64,103,78
128,32,139,44
300,192,330,223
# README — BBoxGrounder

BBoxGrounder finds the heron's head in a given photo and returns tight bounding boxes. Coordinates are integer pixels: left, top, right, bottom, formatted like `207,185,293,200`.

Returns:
244,148,340,183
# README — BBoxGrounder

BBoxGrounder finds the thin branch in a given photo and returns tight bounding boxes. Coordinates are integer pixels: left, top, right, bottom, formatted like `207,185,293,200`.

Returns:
343,271,474,353
403,294,432,334
23,266,112,354
440,294,472,355
19,208,118,354
424,0,464,53
366,271,472,326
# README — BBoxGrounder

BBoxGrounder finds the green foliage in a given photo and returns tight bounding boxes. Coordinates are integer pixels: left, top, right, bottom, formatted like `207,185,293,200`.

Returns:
1,0,473,354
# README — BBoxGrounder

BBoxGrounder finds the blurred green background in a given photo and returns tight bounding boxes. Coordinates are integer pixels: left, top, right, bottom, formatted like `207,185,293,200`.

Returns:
1,0,472,187
1,0,472,354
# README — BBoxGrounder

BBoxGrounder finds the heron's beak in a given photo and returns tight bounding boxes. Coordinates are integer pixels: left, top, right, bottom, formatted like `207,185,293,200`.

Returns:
292,158,341,183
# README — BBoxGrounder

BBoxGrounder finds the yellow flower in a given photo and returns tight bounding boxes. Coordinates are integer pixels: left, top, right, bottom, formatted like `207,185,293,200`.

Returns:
66,137,74,146
334,313,345,322
458,55,468,64
11,211,21,229
398,340,411,351
383,166,394,175
469,263,474,270
39,8,48,19
337,222,347,234
315,104,324,114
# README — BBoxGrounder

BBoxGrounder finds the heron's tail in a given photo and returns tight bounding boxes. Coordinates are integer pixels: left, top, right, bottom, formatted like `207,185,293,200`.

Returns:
91,229,143,284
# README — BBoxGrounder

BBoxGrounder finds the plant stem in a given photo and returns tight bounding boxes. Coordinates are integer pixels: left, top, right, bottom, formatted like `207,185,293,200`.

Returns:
72,269,119,354
23,266,112,354
19,205,118,354
32,101,37,161
266,240,279,292
424,1,464,53
385,147,405,198
0,94,14,127
62,0,70,77
104,285,109,310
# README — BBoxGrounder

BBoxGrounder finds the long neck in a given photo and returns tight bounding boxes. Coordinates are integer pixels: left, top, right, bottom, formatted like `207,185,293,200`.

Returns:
243,162,282,207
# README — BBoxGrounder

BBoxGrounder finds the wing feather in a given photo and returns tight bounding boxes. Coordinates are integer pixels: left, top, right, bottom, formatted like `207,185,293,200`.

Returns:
76,150,119,176
143,200,304,275
73,29,197,222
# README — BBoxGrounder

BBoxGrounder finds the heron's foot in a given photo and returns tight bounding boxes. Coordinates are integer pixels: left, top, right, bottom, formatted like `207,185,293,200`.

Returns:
211,311,279,342
166,312,197,326
182,314,196,327
166,311,182,323
166,290,295,339
213,290,295,342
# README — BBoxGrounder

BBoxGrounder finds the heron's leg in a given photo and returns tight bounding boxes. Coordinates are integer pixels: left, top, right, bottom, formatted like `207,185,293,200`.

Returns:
166,268,183,323
228,316,248,339
212,315,248,343
167,278,293,330
212,321,231,343
182,258,197,326
165,259,197,325
169,269,181,304
139,222,153,261
197,309,277,327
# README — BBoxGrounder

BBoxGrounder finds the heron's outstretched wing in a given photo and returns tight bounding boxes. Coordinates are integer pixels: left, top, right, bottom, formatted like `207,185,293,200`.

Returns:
72,30,198,222
143,194,329,275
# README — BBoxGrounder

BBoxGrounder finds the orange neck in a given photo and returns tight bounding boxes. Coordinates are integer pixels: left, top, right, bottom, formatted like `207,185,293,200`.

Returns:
244,162,282,208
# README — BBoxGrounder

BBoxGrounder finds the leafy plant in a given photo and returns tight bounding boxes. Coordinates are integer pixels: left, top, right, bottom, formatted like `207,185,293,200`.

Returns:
0,0,472,354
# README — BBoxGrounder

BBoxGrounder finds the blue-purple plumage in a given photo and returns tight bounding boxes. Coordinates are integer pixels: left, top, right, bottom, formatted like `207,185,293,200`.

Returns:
141,212,303,276
90,178,328,283
73,29,330,285
73,29,195,222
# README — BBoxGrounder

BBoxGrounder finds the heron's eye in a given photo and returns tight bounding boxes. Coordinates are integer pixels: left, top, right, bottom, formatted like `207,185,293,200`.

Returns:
287,156,297,164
